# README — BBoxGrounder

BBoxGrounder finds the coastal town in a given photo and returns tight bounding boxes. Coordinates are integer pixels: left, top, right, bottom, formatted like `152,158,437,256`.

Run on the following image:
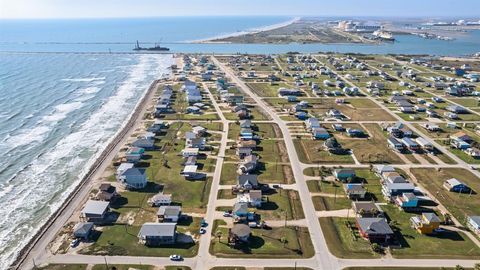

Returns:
11,51,480,270
205,17,480,44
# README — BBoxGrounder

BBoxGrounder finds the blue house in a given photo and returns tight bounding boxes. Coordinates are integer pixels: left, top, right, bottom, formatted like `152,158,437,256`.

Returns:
346,128,364,137
240,128,254,140
285,96,298,102
443,178,471,193
233,202,249,219
382,182,415,199
333,169,356,182
296,112,308,120
451,139,470,150
394,193,419,209
305,117,320,130
312,127,330,140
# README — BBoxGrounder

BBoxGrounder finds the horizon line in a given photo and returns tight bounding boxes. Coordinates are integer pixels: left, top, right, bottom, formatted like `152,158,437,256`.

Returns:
1,14,479,21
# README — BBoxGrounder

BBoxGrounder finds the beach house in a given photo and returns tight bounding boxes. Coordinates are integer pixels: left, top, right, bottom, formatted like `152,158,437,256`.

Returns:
410,213,441,234
117,167,147,189
344,183,367,199
80,200,110,223
157,206,182,223
467,216,480,235
73,222,94,240
443,178,471,193
356,217,394,243
333,169,356,182
138,223,177,246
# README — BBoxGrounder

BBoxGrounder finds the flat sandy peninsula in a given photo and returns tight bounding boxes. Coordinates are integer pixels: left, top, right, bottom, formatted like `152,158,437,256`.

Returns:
196,17,377,44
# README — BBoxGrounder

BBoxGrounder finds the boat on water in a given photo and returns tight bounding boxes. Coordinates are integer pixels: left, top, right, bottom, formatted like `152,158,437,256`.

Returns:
133,40,170,51
372,30,395,41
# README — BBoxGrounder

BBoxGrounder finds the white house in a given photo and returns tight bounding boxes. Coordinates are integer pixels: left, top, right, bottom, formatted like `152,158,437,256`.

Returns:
157,206,182,223
148,192,172,206
117,167,147,189
181,147,199,157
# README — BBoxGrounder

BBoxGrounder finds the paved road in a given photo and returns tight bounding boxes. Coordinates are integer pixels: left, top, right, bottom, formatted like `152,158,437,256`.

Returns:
212,56,337,269
194,83,231,269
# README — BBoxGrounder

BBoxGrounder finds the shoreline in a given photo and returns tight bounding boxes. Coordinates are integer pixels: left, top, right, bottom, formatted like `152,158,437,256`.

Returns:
190,16,301,44
10,75,165,270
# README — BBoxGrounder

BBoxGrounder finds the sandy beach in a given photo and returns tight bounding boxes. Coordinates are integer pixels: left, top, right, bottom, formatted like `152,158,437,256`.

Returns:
191,17,301,43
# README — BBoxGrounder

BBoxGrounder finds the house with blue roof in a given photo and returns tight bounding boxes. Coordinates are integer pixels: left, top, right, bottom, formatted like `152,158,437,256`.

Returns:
443,178,471,193
312,127,330,140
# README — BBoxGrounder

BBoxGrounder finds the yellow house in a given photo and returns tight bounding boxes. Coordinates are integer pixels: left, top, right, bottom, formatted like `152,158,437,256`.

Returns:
410,212,441,234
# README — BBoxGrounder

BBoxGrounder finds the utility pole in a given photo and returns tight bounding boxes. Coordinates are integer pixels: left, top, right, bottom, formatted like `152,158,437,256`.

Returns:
104,256,109,270
334,185,338,205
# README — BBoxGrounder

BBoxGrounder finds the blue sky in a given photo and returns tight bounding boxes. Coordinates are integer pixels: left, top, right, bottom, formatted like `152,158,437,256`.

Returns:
1,0,479,19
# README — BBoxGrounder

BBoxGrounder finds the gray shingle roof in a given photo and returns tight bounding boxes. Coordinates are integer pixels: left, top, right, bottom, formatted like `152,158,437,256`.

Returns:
357,218,393,235
81,200,109,215
138,223,176,237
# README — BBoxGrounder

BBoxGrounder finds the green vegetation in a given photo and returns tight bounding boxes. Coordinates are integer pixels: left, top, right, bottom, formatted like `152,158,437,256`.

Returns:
337,124,404,164
319,217,380,258
312,195,351,211
293,139,355,164
411,168,480,223
255,189,305,220
210,225,314,258
79,224,199,257
142,122,213,213
381,205,480,259
246,82,291,97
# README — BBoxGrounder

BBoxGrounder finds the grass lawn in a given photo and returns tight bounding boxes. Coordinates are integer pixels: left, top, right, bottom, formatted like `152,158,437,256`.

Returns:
256,189,305,220
312,196,351,211
319,217,380,259
450,148,480,164
256,139,290,163
247,82,291,97
337,124,404,164
410,168,480,224
141,122,213,213
217,189,236,199
217,189,304,220
79,224,198,257
381,205,480,259
220,162,293,185
293,139,355,164
228,123,282,140
307,180,341,193
210,225,314,258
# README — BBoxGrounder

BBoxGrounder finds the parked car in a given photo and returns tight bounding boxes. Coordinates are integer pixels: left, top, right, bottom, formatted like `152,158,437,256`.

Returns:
223,211,231,217
200,219,208,227
199,228,207,234
169,255,182,261
70,239,80,248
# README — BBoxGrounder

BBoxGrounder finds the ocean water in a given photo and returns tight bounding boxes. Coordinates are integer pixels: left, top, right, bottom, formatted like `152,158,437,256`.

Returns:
0,16,479,55
0,52,173,269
